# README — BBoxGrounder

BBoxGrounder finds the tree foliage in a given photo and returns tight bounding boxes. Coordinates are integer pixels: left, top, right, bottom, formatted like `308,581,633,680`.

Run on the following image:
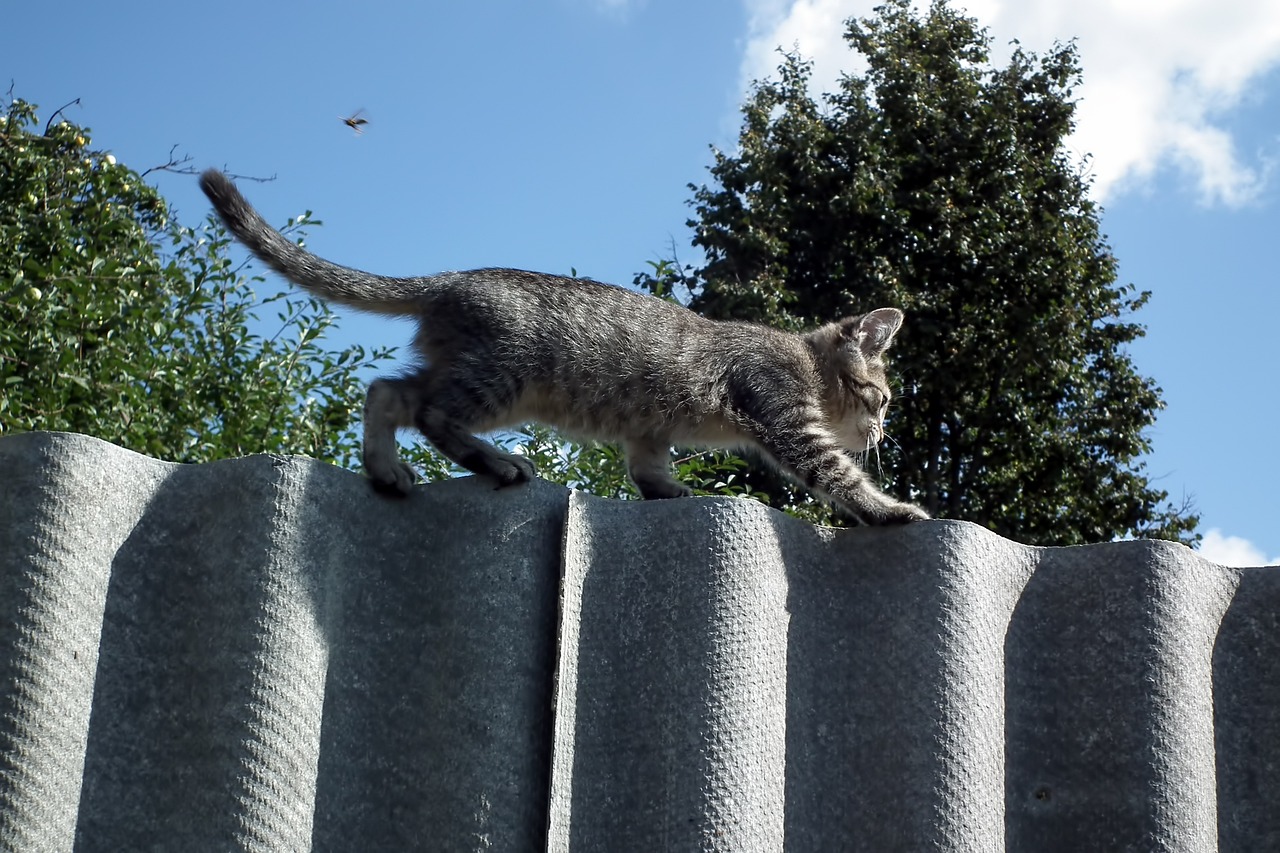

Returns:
0,95,392,466
640,0,1197,545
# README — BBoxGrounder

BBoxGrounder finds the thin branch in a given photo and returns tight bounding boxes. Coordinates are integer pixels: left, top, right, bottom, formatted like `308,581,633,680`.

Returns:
43,97,81,134
141,145,276,183
139,144,194,178
665,236,695,287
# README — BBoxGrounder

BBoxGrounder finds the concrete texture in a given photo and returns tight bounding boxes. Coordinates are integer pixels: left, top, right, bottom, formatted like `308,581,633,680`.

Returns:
1,431,1276,851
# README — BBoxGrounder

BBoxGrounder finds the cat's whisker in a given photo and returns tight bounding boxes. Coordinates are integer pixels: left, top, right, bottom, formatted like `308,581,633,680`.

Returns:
866,431,885,479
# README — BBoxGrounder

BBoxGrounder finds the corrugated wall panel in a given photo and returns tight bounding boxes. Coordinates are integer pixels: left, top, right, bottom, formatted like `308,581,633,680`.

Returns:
1,431,1275,852
551,493,1038,851
2,433,563,852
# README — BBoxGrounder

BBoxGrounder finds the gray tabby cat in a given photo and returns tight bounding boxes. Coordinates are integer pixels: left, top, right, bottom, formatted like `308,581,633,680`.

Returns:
200,169,928,525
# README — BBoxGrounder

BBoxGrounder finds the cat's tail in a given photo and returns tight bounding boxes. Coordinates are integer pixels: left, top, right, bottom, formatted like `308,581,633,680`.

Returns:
199,169,425,315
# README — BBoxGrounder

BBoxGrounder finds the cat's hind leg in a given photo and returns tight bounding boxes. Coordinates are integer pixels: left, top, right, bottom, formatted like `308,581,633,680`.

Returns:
363,377,422,495
624,439,693,499
413,383,537,489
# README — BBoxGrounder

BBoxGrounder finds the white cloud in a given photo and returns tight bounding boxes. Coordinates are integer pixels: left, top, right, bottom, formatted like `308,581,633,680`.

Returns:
738,0,1280,206
1198,528,1280,567
741,0,872,90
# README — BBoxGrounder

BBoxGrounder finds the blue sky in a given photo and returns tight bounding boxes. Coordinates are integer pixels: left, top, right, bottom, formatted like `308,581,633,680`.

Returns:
8,0,1278,564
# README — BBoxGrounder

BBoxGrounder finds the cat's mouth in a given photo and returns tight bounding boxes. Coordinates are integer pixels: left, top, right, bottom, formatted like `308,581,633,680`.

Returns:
837,421,882,453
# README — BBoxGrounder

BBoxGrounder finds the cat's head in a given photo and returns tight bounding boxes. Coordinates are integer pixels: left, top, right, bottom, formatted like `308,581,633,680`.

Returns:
807,308,905,451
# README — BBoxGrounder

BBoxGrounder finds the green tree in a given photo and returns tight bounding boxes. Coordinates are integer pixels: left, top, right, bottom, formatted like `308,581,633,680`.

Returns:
642,0,1196,545
0,95,393,466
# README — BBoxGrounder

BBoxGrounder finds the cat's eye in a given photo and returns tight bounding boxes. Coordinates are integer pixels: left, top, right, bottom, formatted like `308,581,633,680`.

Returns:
858,386,889,413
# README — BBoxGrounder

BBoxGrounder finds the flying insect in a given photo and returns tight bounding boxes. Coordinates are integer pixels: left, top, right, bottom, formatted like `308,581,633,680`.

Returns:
340,109,369,135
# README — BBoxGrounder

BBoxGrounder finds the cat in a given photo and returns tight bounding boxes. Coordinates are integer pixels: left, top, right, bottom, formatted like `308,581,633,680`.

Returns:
199,169,928,525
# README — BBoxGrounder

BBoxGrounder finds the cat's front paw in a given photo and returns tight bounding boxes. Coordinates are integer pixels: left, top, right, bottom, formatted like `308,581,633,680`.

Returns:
879,501,930,525
632,475,694,500
855,499,929,525
647,483,695,500
368,460,418,497
492,453,538,488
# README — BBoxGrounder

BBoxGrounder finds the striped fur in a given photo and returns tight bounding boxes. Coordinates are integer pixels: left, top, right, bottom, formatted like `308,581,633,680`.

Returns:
200,170,927,525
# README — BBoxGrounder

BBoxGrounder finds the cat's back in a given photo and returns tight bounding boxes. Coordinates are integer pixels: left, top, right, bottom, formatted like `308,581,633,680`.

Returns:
484,268,692,318
437,267,707,341
440,268,796,437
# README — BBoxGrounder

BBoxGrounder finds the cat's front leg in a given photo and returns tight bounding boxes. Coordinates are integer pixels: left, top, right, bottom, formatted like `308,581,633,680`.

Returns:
754,425,928,525
803,451,928,525
812,454,929,524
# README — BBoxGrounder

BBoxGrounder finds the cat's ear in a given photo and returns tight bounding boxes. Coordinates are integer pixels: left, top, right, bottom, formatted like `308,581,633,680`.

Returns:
841,308,904,359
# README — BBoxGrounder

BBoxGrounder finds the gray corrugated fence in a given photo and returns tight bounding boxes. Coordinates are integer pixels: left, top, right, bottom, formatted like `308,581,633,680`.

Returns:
1,431,1276,852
